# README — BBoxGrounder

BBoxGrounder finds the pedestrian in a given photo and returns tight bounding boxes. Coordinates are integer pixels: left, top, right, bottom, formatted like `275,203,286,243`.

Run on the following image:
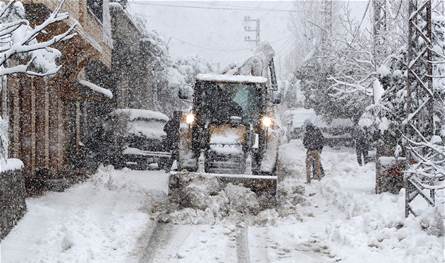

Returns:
163,111,180,172
303,120,325,183
353,125,369,166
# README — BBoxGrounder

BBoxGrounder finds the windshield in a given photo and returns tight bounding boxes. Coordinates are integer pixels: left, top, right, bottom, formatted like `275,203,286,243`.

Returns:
199,82,261,124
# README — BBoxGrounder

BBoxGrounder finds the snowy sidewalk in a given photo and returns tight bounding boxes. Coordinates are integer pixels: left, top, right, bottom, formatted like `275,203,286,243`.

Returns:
274,140,444,263
0,166,169,263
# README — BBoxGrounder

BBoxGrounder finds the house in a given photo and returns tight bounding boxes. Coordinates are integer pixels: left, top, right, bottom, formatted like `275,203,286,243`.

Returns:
0,0,114,192
110,2,158,110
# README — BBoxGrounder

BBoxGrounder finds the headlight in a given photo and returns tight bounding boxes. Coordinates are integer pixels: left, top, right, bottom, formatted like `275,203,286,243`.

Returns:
261,116,272,128
185,113,195,125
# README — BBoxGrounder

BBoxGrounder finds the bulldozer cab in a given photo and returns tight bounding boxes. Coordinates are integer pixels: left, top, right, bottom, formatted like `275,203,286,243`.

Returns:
194,79,266,126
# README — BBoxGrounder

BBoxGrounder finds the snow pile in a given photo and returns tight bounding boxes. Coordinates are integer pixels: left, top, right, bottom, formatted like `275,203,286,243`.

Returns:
112,108,169,122
224,184,260,213
0,158,23,173
196,73,267,84
276,177,308,217
161,173,280,224
277,140,443,263
2,166,169,263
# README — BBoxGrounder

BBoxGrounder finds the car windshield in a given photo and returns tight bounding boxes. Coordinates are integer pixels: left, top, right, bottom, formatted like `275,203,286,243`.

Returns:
200,82,261,124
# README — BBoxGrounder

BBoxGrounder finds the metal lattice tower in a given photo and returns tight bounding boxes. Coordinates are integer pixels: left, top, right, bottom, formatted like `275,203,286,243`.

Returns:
406,0,434,140
372,0,387,66
405,0,436,217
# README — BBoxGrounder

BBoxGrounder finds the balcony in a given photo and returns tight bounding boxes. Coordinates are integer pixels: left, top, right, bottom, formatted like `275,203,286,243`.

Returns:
21,0,112,68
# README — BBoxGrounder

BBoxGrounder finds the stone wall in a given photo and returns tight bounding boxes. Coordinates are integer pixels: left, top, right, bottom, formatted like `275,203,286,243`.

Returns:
0,169,26,240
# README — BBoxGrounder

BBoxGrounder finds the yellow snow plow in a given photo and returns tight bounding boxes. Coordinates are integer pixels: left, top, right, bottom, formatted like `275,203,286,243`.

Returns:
169,42,281,196
170,73,281,195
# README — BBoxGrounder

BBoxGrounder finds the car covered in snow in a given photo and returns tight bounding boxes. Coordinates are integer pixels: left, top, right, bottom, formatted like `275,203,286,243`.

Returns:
104,109,171,170
284,108,354,147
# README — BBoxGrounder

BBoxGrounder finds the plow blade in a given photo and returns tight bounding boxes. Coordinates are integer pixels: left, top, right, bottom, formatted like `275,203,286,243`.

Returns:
169,171,277,195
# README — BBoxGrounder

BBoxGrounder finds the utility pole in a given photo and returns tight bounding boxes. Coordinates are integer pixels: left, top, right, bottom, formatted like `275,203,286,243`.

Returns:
244,16,260,46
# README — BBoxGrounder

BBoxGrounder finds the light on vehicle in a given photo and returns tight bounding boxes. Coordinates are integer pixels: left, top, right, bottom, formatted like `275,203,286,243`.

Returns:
185,113,195,125
261,116,272,128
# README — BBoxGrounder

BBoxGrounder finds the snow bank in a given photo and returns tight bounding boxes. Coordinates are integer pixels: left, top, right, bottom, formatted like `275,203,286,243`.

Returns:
224,183,260,213
196,73,267,84
0,158,23,173
162,172,274,224
112,108,169,122
276,140,444,263
1,166,169,263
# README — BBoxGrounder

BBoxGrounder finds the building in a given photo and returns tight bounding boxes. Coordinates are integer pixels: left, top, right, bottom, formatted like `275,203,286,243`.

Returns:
0,0,114,191
110,2,158,110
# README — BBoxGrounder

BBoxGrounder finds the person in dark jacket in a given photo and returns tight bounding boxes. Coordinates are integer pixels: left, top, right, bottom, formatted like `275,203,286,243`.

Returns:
303,120,325,183
353,125,369,166
163,111,180,171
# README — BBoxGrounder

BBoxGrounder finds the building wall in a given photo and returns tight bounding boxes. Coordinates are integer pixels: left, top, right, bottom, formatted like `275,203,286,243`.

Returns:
110,4,155,110
2,1,114,188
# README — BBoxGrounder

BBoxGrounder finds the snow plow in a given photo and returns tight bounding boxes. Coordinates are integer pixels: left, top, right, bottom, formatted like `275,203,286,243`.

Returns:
169,42,282,195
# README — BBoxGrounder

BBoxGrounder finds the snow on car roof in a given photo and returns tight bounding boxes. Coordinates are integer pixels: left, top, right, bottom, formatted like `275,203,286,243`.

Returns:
196,73,267,84
111,109,169,122
286,108,353,129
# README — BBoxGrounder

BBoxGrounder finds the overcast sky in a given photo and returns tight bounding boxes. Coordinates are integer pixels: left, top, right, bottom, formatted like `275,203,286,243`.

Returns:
128,0,367,78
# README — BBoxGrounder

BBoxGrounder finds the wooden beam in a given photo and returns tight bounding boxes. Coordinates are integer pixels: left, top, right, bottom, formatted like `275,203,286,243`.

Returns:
44,79,50,169
31,78,36,175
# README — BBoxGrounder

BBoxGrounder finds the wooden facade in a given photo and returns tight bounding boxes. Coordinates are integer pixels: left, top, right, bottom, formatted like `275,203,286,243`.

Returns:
0,0,113,188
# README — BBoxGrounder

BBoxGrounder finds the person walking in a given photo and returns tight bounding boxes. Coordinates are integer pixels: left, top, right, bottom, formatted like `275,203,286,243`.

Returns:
303,120,325,183
353,125,369,166
163,111,180,172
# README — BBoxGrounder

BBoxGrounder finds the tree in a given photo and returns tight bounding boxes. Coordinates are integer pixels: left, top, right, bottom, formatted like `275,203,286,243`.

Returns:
0,0,76,164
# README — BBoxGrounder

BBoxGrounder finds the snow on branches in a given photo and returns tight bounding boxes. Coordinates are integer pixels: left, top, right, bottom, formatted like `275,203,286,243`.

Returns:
0,0,76,77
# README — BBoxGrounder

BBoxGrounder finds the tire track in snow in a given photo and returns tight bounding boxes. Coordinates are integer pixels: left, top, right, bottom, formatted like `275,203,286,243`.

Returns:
139,222,175,263
236,224,251,263
248,227,271,263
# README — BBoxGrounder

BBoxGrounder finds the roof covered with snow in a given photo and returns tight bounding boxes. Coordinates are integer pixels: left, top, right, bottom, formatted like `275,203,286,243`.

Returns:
196,73,267,84
111,109,169,122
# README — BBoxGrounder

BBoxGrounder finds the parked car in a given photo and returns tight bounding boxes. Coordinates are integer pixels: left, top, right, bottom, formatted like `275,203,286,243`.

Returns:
104,109,171,170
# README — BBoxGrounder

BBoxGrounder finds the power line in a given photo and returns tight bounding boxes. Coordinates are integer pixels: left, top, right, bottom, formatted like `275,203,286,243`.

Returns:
129,1,297,13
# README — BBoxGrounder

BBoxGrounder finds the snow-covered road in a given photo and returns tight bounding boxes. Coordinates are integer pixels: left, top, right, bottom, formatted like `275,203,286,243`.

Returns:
140,140,443,263
1,141,443,263
1,167,169,263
